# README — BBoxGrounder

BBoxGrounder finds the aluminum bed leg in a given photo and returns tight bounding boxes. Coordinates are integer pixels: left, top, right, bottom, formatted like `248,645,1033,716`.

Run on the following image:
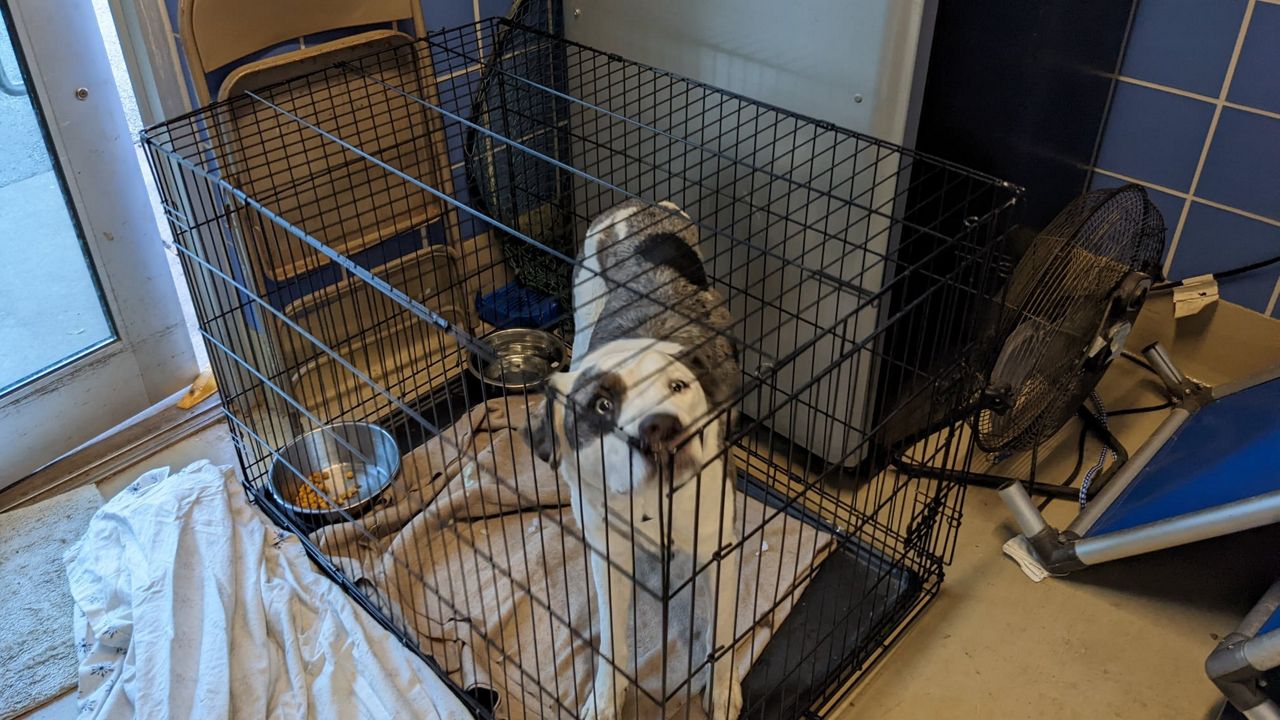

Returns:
1073,490,1280,566
1208,581,1280,719
998,481,1084,574
1001,480,1280,575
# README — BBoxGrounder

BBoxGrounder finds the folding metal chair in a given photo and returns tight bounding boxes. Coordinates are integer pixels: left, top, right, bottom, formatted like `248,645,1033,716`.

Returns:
168,0,477,450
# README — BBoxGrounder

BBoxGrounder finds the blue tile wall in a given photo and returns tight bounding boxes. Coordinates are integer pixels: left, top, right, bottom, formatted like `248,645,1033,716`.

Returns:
1228,2,1280,115
1168,204,1280,311
1093,2,1280,314
1197,109,1280,221
1120,0,1245,97
1094,83,1213,192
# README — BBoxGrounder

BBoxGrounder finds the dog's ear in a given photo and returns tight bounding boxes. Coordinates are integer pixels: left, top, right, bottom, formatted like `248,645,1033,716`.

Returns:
678,343,737,409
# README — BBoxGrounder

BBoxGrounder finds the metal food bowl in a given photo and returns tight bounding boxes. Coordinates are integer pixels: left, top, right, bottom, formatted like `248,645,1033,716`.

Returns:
267,422,400,524
468,328,568,392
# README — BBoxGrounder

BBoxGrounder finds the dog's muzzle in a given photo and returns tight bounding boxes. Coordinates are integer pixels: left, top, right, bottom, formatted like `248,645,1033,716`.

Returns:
637,413,683,455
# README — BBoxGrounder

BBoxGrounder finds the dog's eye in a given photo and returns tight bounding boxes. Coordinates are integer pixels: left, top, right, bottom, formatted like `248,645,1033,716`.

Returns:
593,397,613,414
670,380,687,394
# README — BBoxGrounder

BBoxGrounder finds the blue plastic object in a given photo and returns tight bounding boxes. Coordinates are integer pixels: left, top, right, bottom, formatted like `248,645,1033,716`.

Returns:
1261,604,1280,637
476,283,562,329
1086,376,1280,537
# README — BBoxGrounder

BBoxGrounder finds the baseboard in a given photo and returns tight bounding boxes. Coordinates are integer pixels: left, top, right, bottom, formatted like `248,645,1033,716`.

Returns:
0,390,223,512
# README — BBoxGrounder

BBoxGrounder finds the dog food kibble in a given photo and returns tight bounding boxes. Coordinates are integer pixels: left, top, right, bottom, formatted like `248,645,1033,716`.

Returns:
294,465,360,510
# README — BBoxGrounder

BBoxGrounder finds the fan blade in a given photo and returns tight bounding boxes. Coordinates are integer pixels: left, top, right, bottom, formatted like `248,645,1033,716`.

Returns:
984,320,1043,413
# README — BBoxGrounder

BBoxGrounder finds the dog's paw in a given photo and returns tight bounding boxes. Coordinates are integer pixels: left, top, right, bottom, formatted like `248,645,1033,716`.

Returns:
579,689,621,720
703,677,743,720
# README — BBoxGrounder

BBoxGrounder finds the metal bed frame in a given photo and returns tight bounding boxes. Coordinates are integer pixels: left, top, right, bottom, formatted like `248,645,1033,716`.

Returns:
1000,342,1280,576
1209,579,1280,720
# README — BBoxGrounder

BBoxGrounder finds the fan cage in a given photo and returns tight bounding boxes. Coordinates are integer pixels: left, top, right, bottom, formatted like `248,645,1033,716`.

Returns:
974,185,1165,454
142,18,1019,719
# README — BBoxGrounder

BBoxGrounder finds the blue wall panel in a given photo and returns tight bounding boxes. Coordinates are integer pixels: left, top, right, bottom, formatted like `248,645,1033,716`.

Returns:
1093,0,1280,315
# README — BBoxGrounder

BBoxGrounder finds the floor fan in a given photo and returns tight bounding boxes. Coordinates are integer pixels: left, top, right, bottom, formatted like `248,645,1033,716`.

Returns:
894,183,1166,500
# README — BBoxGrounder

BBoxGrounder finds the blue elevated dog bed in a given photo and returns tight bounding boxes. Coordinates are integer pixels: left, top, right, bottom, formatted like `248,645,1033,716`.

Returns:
1087,375,1280,537
1001,363,1280,575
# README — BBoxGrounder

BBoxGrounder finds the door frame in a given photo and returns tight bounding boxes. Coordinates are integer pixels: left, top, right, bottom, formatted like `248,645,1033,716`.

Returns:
101,0,193,126
0,0,196,486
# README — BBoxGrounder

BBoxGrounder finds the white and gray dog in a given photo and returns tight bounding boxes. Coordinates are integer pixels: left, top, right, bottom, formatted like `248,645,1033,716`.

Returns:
528,199,742,719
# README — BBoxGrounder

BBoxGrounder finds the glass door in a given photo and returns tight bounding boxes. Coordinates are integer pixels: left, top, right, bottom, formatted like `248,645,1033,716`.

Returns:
0,24,114,391
0,0,195,486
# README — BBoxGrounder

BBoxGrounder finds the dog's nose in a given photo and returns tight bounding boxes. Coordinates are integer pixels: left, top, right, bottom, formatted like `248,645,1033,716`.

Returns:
639,413,683,452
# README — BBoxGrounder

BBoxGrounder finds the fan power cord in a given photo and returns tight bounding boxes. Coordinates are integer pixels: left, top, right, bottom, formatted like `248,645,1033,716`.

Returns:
1079,391,1113,508
1151,251,1280,292
1037,395,1171,512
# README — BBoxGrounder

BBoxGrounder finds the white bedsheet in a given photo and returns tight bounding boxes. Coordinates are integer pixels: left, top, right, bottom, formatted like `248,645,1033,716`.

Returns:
64,461,471,720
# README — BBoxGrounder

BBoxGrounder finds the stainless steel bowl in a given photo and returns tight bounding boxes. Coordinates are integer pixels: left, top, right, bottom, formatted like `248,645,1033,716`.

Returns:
468,328,568,392
267,422,400,524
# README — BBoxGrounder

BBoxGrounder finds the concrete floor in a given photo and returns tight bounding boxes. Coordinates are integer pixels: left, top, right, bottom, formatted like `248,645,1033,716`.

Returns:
0,172,114,391
834,490,1278,719
833,298,1280,719
16,423,240,720
17,419,1271,720
0,27,49,188
17,299,1280,718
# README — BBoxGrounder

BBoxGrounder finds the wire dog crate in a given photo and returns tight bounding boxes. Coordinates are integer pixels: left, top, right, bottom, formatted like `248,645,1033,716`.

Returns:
143,17,1019,719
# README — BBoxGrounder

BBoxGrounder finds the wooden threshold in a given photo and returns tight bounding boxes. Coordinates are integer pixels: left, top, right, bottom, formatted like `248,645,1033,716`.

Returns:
0,389,224,512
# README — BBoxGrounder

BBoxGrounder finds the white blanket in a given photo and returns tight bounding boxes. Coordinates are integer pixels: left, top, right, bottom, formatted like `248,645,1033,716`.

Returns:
64,461,471,720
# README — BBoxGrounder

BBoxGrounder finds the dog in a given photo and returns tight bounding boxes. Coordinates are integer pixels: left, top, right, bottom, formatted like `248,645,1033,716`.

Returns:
528,199,742,719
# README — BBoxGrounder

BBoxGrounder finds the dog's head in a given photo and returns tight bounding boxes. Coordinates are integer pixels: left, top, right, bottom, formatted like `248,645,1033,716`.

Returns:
527,339,714,494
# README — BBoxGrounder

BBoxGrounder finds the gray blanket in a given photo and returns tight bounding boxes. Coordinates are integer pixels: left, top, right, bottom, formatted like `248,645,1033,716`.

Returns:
312,398,832,718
